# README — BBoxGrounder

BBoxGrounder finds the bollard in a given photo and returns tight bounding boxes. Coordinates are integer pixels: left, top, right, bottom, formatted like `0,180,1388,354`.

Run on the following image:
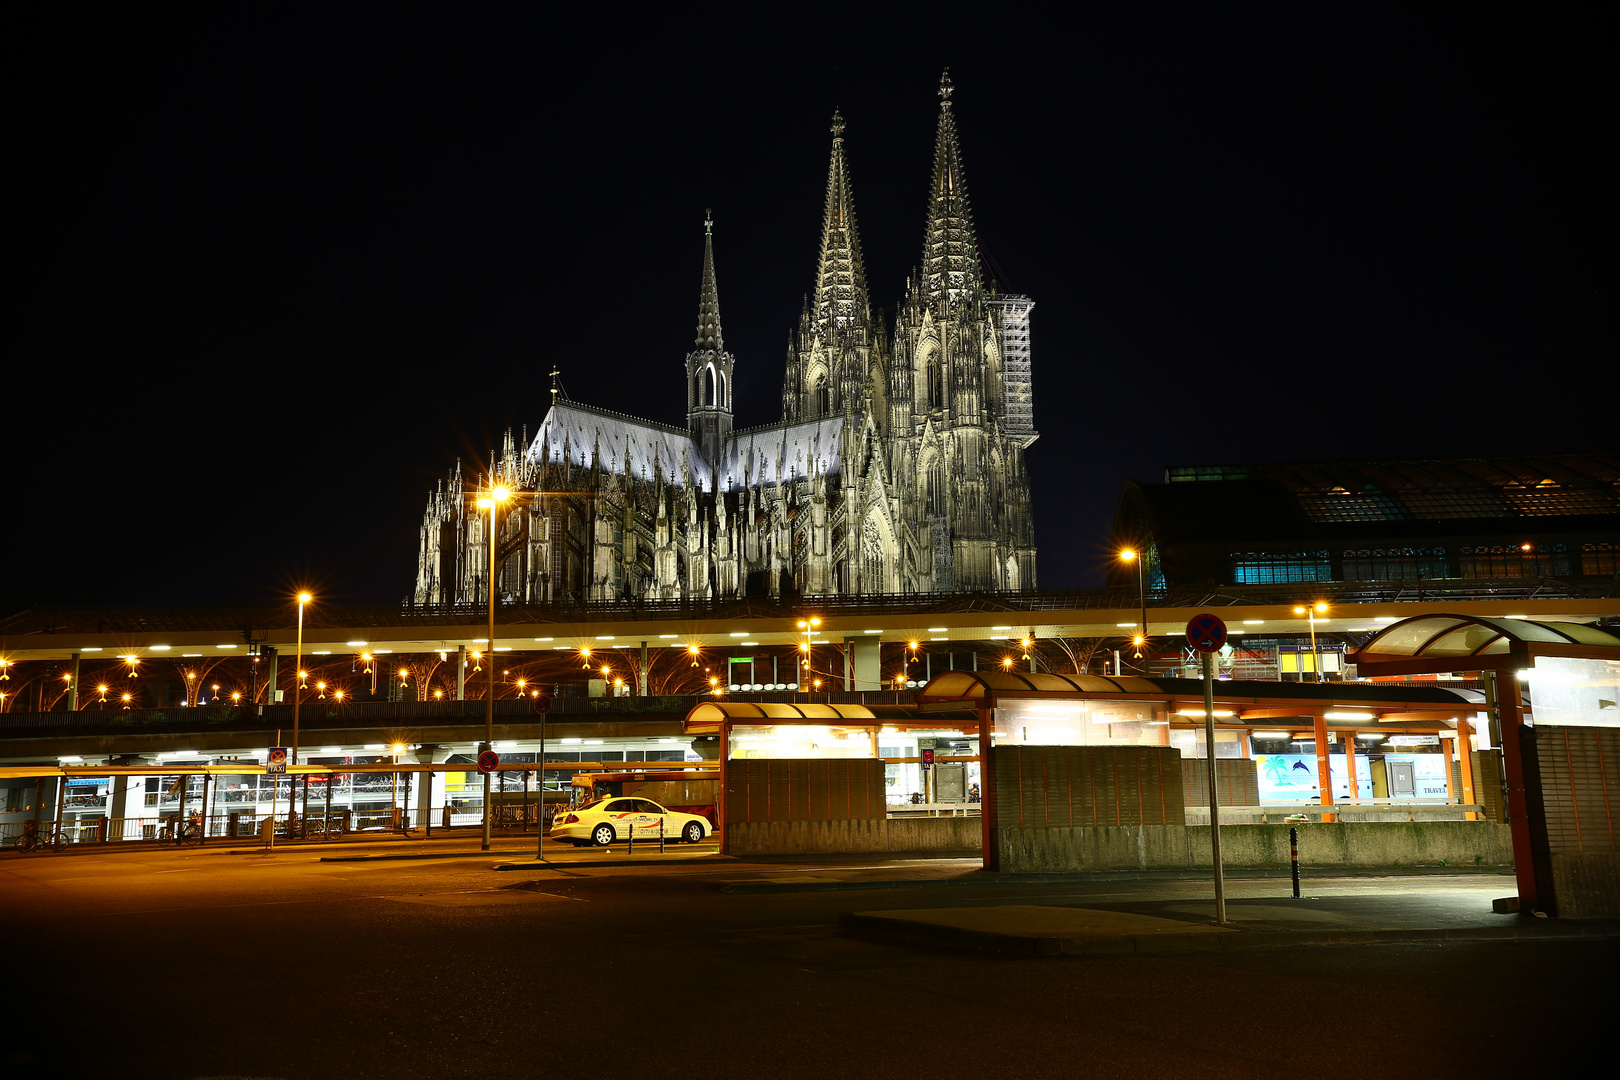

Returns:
628,817,634,855
659,817,665,854
1289,826,1301,899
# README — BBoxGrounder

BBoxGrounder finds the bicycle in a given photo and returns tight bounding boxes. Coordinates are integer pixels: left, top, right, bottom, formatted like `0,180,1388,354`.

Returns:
156,816,204,846
16,821,60,853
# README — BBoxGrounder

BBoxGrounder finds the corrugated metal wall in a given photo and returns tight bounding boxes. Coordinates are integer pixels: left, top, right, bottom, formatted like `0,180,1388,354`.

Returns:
723,759,886,823
1182,758,1260,808
993,746,1186,828
1537,727,1620,853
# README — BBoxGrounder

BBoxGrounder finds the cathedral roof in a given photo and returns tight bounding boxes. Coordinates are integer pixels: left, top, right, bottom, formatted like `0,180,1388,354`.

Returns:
527,404,844,495
714,416,844,493
528,403,712,489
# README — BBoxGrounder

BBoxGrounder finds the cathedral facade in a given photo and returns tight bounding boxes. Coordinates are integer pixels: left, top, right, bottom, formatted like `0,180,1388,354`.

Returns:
413,73,1038,605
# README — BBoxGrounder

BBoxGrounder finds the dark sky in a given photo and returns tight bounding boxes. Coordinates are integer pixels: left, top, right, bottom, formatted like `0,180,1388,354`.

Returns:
10,7,1611,615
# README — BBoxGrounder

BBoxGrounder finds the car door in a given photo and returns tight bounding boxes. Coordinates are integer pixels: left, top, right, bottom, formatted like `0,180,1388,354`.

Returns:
638,799,672,837
605,799,639,837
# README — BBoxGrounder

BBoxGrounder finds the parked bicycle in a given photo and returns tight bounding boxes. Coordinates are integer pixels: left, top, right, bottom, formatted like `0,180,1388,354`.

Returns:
16,821,60,853
157,815,203,846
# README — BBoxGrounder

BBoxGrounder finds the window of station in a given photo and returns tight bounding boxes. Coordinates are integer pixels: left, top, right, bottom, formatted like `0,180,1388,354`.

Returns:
1341,547,1449,581
1297,488,1405,523
1231,551,1332,584
991,699,1168,747
1458,543,1571,578
1583,543,1619,576
1396,488,1508,519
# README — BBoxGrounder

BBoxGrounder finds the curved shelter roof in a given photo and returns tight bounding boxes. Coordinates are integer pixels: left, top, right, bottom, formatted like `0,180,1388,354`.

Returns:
916,670,1477,717
1351,615,1620,677
683,700,974,734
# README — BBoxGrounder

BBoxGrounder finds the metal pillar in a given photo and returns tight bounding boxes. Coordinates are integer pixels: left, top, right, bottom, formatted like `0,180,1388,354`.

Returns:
1313,713,1335,822
68,652,80,711
640,641,649,697
458,645,467,701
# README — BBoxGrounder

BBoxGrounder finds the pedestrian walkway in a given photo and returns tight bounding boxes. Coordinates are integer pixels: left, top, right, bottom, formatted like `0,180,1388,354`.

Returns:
839,887,1620,956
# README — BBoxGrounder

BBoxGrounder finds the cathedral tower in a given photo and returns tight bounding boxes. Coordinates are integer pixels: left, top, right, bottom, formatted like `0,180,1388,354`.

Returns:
686,212,734,467
782,111,885,424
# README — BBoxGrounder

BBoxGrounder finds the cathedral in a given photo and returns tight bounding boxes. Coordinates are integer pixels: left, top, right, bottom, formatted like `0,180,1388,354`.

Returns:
413,72,1038,605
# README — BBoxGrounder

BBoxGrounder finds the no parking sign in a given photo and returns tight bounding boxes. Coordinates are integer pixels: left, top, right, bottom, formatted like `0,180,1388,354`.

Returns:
477,749,500,773
266,747,288,775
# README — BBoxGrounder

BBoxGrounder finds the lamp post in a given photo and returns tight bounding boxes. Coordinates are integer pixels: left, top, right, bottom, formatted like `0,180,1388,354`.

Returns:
292,592,311,833
1294,602,1328,682
1120,549,1148,671
477,484,511,852
797,616,821,700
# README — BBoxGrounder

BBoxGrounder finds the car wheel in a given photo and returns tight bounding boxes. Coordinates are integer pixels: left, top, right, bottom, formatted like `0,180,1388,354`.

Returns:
683,821,704,844
591,823,616,847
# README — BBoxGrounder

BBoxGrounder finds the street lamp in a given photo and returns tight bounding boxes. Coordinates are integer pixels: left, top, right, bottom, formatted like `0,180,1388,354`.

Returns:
797,616,822,699
1119,549,1148,667
475,484,512,852
292,591,312,830
1294,602,1328,682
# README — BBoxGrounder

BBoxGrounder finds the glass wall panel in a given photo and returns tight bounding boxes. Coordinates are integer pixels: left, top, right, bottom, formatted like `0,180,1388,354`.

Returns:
1527,656,1620,727
991,699,1167,747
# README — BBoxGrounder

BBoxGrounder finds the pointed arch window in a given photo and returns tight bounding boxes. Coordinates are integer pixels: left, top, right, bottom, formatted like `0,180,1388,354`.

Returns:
927,353,943,409
927,460,944,515
719,369,728,409
704,364,716,407
815,377,830,416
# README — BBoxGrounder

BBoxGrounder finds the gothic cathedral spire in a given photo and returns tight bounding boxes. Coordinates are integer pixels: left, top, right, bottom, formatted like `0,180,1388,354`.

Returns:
921,69,983,310
811,110,869,334
687,211,734,467
695,210,723,351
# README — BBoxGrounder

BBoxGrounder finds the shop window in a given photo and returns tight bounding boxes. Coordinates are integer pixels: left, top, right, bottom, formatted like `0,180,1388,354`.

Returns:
1231,551,1333,584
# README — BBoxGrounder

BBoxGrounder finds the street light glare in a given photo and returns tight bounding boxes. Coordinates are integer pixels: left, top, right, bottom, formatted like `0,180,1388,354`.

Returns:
492,485,511,501
1119,549,1136,561
297,592,312,604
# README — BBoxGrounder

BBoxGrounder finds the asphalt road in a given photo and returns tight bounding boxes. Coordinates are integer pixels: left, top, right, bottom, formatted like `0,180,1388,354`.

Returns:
4,842,1611,1079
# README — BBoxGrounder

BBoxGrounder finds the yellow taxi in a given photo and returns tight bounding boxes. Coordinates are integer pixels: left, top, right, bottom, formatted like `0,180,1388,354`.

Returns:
550,797,711,847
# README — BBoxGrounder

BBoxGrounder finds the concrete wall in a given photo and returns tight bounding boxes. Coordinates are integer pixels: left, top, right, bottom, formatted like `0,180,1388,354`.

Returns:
726,816,980,856
1549,853,1620,919
995,821,1515,874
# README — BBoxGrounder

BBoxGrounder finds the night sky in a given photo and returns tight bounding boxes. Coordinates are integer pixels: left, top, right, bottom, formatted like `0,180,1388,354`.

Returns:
11,7,1610,616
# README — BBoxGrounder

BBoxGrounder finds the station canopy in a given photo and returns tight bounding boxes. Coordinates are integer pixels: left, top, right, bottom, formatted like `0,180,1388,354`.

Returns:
683,700,971,735
1353,615,1620,663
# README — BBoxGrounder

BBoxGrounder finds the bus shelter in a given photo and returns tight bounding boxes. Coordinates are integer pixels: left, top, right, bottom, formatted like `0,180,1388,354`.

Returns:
1348,614,1620,914
915,671,1490,869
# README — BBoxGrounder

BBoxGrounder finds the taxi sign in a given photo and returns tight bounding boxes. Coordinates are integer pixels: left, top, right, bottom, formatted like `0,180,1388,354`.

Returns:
477,749,500,773
921,748,935,767
1185,613,1228,653
266,747,288,775
534,694,553,714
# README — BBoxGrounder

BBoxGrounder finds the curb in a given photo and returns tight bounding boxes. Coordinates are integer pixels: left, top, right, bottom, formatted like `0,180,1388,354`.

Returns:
720,865,1516,894
837,913,1620,957
492,855,733,871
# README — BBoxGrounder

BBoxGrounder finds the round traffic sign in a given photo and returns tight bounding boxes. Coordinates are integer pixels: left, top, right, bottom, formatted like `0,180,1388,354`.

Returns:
477,749,500,773
533,693,552,714
1185,613,1228,653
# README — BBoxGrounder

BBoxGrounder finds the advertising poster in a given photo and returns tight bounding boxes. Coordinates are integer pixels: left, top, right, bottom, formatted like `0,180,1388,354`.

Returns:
1256,753,1373,803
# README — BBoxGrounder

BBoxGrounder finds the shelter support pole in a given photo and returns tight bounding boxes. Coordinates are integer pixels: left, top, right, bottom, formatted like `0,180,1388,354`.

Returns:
1441,732,1458,804
718,723,730,856
979,704,997,871
640,641,648,697
457,646,467,701
68,652,80,711
1344,733,1359,801
1456,719,1478,820
1491,666,1551,910
1313,713,1335,822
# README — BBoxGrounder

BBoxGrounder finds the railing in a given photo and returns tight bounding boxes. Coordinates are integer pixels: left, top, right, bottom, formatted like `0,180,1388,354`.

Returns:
1183,802,1485,824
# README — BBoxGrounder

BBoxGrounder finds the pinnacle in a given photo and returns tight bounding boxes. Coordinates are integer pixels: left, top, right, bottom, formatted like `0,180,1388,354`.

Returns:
694,212,724,351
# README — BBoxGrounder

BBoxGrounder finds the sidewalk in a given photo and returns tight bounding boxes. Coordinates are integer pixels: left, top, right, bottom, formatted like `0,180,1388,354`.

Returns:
839,890,1620,957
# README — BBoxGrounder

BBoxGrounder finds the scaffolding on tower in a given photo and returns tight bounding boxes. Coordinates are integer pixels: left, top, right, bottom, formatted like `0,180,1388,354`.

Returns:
990,295,1037,449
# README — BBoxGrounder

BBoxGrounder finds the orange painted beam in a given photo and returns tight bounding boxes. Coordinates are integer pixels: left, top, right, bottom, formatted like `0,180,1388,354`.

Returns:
1313,713,1335,821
